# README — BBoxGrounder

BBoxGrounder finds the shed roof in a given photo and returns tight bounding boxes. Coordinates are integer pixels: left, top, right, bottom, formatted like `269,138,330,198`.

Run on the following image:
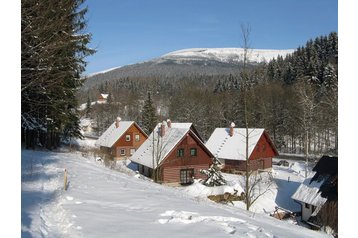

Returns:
205,128,266,161
291,177,327,207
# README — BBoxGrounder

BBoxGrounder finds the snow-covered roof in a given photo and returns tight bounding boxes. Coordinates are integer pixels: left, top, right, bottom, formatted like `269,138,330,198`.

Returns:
95,121,135,148
130,122,194,169
205,128,265,161
291,176,327,207
100,94,109,99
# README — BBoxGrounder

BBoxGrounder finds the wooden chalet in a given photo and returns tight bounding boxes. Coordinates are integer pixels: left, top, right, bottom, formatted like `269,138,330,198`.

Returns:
291,156,338,233
98,93,109,103
205,122,279,173
95,117,148,159
130,120,214,184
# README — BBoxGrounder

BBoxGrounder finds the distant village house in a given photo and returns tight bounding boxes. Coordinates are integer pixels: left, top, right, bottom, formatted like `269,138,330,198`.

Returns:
205,123,279,173
130,120,214,185
98,93,109,103
95,117,148,159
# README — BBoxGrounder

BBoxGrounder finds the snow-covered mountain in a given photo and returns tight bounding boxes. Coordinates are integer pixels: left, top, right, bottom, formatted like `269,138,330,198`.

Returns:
157,48,294,65
83,47,294,89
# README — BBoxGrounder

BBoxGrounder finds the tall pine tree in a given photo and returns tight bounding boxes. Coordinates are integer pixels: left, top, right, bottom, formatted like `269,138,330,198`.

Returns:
21,0,95,148
141,92,157,135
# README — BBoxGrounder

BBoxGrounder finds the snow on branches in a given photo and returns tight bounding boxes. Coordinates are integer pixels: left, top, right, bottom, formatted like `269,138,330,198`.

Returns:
200,157,226,187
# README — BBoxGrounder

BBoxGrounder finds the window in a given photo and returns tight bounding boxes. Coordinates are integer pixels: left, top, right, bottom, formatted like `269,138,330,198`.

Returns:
262,144,266,152
120,149,126,156
126,135,131,141
177,148,184,157
190,148,197,156
135,134,140,142
130,148,136,155
305,203,310,209
180,169,194,184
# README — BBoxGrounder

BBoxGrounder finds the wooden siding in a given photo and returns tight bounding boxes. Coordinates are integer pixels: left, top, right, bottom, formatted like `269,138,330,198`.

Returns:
223,157,272,172
111,123,148,158
159,131,213,183
162,164,209,183
250,133,278,160
222,132,276,172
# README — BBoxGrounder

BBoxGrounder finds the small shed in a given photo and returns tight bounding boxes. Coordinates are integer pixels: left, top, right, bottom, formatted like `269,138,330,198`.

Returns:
205,123,278,173
291,156,338,232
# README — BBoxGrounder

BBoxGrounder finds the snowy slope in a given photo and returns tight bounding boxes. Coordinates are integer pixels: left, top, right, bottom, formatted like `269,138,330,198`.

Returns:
21,149,330,238
160,48,294,64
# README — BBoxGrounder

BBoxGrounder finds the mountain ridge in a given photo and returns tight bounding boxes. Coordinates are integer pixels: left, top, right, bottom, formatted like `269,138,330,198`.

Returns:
83,47,294,89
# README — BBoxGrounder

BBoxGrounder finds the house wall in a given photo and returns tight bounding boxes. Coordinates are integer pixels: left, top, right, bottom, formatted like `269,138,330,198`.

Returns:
222,133,276,173
111,124,147,159
223,157,272,172
301,202,316,221
160,132,213,183
250,133,278,160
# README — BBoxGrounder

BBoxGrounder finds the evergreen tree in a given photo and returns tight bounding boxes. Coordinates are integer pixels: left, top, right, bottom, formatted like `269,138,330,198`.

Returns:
141,92,157,135
21,0,95,148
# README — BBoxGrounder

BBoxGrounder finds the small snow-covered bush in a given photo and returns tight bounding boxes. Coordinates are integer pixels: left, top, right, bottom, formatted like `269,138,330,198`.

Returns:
200,158,226,186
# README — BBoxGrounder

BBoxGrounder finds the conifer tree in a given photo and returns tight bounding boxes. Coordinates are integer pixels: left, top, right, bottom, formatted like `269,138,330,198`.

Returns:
141,92,157,135
21,0,95,148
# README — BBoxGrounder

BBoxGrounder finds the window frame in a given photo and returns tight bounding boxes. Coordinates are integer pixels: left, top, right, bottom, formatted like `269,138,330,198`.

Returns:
120,148,126,156
190,148,197,157
130,148,136,155
177,148,184,157
135,134,140,142
125,134,131,142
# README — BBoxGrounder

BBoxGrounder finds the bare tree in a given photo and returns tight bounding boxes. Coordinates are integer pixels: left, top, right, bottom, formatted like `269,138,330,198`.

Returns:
295,78,318,178
239,23,273,211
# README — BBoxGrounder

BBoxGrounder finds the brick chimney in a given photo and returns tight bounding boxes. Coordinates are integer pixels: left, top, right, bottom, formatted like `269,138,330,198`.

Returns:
115,117,121,128
229,122,235,137
167,119,172,128
160,121,167,137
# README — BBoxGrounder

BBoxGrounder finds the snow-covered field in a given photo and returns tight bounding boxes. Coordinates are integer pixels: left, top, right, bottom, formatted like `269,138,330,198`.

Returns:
21,147,330,238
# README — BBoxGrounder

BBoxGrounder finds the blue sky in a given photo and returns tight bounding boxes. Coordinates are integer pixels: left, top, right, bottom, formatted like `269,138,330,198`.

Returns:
84,0,337,74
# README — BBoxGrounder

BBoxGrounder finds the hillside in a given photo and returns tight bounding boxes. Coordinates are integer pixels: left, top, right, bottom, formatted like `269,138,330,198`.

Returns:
82,48,293,90
21,148,331,237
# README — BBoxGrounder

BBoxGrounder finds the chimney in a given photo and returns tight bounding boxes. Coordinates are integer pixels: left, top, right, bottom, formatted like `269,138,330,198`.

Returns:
160,121,167,137
229,122,235,137
167,119,172,128
115,117,121,128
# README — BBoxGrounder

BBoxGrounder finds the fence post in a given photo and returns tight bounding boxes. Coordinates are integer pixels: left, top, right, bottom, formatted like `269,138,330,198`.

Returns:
64,169,68,191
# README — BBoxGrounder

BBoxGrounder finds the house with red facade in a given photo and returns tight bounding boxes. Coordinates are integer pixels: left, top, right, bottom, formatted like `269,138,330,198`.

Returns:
95,117,148,159
98,93,109,103
205,122,278,173
130,120,214,184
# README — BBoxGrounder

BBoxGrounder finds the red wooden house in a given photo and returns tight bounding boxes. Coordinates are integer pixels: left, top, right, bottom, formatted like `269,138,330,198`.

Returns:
95,117,148,159
98,93,109,103
130,120,214,184
205,122,278,173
